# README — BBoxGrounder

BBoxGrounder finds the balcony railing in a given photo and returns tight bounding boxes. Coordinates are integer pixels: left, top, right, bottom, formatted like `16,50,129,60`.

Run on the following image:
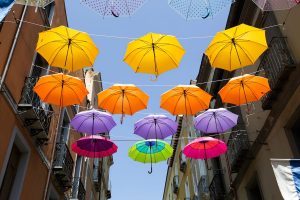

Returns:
173,175,179,194
53,143,74,191
18,77,53,144
209,170,226,200
71,177,86,200
258,37,296,110
227,129,250,173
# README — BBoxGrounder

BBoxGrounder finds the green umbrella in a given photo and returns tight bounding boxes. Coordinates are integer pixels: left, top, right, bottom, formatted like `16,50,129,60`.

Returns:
128,139,173,174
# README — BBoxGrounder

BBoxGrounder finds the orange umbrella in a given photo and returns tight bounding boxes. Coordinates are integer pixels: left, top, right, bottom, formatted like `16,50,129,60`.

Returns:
218,74,271,106
33,73,88,107
98,84,149,122
160,85,212,115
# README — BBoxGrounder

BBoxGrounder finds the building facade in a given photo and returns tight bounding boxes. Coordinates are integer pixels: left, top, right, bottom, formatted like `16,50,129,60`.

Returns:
0,2,112,200
195,1,300,200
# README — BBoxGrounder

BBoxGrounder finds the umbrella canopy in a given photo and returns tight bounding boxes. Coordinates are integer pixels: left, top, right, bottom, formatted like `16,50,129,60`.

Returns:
15,0,54,7
36,26,99,72
160,85,212,115
252,0,300,11
205,24,268,71
80,0,147,18
72,135,118,158
134,114,178,140
128,139,173,173
194,108,238,134
218,74,271,106
168,0,232,20
183,137,227,159
124,32,185,78
98,84,149,116
33,73,88,107
71,109,116,134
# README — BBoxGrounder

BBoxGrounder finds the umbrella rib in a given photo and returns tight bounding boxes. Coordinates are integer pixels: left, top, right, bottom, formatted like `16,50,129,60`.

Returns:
209,42,232,65
185,0,193,20
247,80,270,89
43,83,61,103
48,44,68,66
94,114,112,132
124,0,131,16
123,91,148,108
124,46,151,61
103,0,111,17
98,91,122,109
235,43,255,63
156,42,184,50
72,42,94,66
220,83,241,102
123,92,133,115
171,93,184,115
151,33,159,76
63,82,85,103
154,45,180,67
205,114,214,133
243,84,260,100
111,92,123,114
36,40,67,51
135,49,153,73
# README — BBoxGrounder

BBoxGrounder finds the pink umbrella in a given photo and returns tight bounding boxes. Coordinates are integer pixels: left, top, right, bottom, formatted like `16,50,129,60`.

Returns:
183,137,227,159
71,135,118,158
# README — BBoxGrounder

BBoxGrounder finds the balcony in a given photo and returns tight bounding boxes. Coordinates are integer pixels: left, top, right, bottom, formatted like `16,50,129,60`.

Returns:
227,128,250,173
173,175,179,194
209,170,225,200
258,37,296,110
52,143,74,191
71,177,86,200
18,77,53,144
106,190,112,199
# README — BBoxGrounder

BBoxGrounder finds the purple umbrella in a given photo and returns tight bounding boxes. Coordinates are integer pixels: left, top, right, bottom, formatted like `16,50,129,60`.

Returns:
194,108,238,134
134,114,178,140
71,109,116,134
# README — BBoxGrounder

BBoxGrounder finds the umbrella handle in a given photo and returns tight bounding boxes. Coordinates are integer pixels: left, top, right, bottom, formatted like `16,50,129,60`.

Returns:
148,162,153,174
120,114,125,124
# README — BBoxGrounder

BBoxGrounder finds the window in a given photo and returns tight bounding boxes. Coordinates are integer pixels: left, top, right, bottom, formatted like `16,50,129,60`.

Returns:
0,128,30,200
31,54,49,77
0,145,21,199
44,2,55,25
59,109,70,143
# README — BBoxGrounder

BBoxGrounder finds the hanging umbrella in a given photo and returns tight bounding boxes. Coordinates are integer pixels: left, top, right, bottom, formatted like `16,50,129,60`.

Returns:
80,0,147,18
168,0,232,20
36,26,99,72
194,108,238,134
128,139,173,174
15,0,54,7
0,0,14,22
71,109,116,134
134,114,178,140
97,84,149,123
72,135,118,158
218,74,271,106
160,85,212,115
33,73,88,107
124,32,185,78
205,24,268,71
183,137,227,159
252,0,300,11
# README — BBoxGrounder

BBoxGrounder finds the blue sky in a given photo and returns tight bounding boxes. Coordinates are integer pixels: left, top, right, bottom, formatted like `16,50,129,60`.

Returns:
65,1,230,199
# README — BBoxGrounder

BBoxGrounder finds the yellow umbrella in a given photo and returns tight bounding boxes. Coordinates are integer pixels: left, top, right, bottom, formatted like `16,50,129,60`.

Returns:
124,32,185,78
36,26,99,72
160,85,212,115
218,74,271,106
33,73,89,107
205,24,268,71
98,84,149,122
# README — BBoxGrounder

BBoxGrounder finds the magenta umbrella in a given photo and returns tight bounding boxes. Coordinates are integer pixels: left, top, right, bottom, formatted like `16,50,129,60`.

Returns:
194,108,238,134
183,137,227,159
134,114,178,140
70,109,116,135
71,135,118,158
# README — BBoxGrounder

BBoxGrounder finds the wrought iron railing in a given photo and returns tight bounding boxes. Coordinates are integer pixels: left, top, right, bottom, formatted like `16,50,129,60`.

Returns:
209,170,226,200
53,143,74,190
227,129,250,173
258,37,295,110
18,77,53,143
71,177,86,200
173,175,179,194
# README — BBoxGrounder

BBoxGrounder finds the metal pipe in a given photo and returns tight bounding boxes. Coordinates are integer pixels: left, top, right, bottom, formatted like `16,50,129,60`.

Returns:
0,4,28,90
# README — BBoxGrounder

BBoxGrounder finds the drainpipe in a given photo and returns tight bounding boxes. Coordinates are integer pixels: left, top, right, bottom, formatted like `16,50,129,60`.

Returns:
0,4,28,90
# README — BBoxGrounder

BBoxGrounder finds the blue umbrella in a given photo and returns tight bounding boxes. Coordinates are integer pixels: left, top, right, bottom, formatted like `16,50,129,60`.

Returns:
0,0,14,22
168,0,232,20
